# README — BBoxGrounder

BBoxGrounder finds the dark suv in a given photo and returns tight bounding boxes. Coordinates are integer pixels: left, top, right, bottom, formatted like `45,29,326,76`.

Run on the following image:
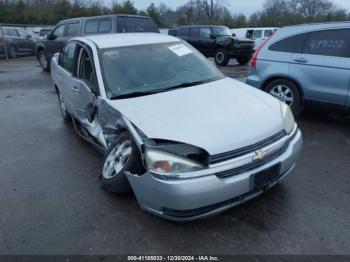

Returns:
175,25,254,66
35,14,159,71
1,27,35,58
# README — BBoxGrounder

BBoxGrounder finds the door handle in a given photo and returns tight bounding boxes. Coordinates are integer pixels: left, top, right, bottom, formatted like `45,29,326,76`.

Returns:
294,58,308,63
71,86,81,93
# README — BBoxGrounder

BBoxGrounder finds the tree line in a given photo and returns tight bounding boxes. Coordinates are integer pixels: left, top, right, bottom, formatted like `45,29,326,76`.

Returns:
0,0,349,28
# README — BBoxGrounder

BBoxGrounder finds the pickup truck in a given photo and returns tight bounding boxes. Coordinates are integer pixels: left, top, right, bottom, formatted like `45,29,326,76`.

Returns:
174,25,255,66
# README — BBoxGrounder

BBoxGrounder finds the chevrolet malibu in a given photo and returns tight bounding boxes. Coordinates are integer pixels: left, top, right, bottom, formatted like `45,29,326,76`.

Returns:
51,33,303,221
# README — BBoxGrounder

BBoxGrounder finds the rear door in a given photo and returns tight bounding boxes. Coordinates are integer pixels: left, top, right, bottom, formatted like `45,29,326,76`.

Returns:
56,41,80,114
16,29,34,52
69,47,98,123
187,27,201,51
290,28,350,106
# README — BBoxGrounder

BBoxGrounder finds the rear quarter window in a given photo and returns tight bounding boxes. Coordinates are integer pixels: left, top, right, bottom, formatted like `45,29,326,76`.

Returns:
116,17,159,33
269,33,308,53
303,29,350,58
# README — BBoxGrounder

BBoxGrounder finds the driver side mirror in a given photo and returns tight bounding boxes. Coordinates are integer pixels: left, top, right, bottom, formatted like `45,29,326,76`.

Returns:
46,33,55,40
209,33,216,39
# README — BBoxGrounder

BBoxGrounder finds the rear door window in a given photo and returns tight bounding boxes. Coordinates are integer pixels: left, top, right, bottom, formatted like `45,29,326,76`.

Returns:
303,29,350,58
269,33,308,53
58,42,78,74
178,27,189,37
116,17,159,33
253,30,262,39
66,22,79,36
99,19,112,33
85,19,99,34
189,28,200,38
200,28,211,38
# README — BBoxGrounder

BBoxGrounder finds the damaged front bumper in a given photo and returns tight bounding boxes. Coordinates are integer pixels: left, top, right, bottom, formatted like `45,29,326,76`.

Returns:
126,129,303,222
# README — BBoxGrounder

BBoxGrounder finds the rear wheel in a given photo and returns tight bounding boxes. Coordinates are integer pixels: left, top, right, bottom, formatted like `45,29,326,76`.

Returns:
237,56,251,65
101,132,144,194
38,50,49,71
265,79,302,115
9,46,17,58
214,48,230,66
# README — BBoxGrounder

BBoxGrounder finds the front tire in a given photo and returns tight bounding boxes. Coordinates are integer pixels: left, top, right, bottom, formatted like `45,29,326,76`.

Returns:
9,46,17,58
265,79,302,115
101,132,144,194
38,50,50,71
214,48,230,66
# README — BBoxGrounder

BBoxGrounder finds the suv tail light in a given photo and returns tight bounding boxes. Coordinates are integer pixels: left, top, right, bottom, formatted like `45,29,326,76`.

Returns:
251,34,274,68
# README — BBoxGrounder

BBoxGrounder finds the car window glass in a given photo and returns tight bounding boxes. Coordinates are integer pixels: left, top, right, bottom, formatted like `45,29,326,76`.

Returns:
200,28,211,38
264,30,273,37
189,28,199,37
253,30,262,39
59,42,78,74
17,29,29,38
66,22,79,36
85,20,99,33
7,29,19,37
53,25,65,38
116,17,158,33
269,33,308,53
246,30,254,39
178,27,189,37
303,29,350,58
79,49,98,89
99,19,112,33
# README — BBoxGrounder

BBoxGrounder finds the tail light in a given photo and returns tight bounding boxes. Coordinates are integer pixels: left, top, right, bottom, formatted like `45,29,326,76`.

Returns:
251,34,274,68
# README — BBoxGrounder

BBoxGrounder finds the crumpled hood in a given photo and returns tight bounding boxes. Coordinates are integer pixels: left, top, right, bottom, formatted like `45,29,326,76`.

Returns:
108,77,283,155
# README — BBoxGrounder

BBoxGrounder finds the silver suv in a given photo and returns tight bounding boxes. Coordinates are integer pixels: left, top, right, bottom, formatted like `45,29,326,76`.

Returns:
247,22,350,114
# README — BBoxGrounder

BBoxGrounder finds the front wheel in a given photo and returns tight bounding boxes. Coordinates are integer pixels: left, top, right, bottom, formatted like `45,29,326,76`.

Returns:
265,79,302,115
101,132,144,194
8,46,17,58
38,50,50,71
214,48,230,66
236,56,251,65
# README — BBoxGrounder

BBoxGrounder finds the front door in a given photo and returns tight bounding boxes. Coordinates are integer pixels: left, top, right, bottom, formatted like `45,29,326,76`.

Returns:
48,24,67,57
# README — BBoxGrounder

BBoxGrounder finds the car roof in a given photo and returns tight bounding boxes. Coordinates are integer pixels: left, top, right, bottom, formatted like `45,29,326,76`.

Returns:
74,33,180,49
58,14,151,24
178,25,227,28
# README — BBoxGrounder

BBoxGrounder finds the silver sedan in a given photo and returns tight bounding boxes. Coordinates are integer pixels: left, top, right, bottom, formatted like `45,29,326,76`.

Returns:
51,33,303,221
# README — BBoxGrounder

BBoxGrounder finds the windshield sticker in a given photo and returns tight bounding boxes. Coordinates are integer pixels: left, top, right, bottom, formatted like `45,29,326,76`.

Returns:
168,44,193,56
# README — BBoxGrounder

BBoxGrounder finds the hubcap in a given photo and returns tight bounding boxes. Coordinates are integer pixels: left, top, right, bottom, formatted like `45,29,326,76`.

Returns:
40,53,47,69
102,140,132,179
216,52,224,63
269,85,294,106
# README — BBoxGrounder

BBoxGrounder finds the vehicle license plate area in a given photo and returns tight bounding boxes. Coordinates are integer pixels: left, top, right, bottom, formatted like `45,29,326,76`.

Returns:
252,164,280,190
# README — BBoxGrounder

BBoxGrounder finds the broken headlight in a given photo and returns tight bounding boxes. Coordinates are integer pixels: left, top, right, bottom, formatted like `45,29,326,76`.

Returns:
145,149,204,174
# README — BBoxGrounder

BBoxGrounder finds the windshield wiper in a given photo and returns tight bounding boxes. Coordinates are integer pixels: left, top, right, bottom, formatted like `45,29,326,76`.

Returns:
110,80,214,100
110,90,158,100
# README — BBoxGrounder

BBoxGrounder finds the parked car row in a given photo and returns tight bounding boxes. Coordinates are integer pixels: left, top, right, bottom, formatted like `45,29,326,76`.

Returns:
231,27,278,49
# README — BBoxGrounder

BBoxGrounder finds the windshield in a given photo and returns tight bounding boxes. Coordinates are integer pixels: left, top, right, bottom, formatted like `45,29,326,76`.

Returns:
212,27,231,36
100,42,223,99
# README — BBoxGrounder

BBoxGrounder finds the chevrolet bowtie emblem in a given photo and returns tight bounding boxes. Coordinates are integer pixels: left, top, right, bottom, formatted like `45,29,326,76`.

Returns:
253,151,269,161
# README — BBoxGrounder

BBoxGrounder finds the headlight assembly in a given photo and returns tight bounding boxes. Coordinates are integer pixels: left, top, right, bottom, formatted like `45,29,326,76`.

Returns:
145,149,204,174
280,101,295,135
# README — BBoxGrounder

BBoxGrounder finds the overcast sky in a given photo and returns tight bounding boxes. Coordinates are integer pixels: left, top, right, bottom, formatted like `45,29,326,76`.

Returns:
129,0,350,16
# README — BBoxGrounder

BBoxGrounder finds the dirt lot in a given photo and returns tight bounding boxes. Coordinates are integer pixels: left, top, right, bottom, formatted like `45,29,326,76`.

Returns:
0,57,350,255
